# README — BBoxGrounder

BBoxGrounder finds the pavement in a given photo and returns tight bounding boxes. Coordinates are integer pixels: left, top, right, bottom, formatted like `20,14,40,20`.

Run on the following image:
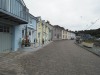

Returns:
0,40,100,75
75,42,100,56
0,41,52,58
18,41,53,52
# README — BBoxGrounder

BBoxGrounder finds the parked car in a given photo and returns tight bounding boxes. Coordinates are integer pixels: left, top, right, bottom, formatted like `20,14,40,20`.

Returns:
71,38,74,40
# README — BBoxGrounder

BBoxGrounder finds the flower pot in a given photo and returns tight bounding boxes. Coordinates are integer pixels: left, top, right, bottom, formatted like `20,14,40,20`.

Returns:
82,42,94,48
21,45,25,48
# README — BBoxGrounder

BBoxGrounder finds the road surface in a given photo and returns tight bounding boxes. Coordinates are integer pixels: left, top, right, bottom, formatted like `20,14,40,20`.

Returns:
0,40,100,75
20,40,100,75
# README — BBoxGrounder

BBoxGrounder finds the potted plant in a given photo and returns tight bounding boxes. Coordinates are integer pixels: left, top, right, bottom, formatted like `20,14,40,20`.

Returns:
21,39,25,47
24,39,31,47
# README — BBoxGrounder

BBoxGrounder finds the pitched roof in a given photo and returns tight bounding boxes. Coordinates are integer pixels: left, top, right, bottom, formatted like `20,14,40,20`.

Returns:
53,25,65,30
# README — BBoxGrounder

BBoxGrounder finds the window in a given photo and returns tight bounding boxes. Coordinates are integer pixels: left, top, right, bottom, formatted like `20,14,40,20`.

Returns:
0,26,10,33
63,35,64,38
30,18,32,24
0,26,3,32
39,24,40,27
38,32,40,38
55,28,56,31
4,26,7,32
7,27,10,32
38,22,41,27
29,31,31,35
22,30,25,38
57,34,59,38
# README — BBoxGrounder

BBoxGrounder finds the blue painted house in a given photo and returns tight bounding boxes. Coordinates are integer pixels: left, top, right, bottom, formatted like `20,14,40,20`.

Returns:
26,14,37,47
0,0,29,52
12,13,37,51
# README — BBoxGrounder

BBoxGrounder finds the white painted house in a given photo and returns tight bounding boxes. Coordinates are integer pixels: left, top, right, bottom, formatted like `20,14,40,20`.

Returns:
67,31,76,40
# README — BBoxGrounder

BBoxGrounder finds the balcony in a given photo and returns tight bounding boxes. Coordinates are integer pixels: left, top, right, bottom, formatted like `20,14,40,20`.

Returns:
0,0,29,24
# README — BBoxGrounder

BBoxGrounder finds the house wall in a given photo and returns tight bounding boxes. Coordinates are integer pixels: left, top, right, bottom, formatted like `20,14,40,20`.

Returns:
27,14,37,44
32,18,37,43
62,30,67,40
70,33,76,39
0,16,26,52
37,17,43,46
13,25,25,51
67,32,71,39
42,21,46,44
0,20,17,52
47,23,53,41
67,32,76,40
46,23,49,41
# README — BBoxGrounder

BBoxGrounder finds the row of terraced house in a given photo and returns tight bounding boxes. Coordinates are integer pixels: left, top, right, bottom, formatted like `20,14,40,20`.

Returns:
0,0,76,52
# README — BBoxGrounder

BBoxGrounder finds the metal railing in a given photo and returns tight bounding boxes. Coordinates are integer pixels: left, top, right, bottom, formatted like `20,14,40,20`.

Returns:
0,0,28,22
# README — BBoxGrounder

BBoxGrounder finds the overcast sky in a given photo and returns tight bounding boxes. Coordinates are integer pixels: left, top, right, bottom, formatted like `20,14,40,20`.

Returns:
24,0,100,31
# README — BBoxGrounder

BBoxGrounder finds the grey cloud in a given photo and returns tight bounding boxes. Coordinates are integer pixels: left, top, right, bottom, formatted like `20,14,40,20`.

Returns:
24,0,100,31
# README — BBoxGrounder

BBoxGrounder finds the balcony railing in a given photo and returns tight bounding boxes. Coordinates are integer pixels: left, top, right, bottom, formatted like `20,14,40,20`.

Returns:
0,0,28,23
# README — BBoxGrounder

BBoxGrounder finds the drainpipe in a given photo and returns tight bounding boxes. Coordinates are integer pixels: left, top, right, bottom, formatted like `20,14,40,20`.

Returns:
25,25,28,47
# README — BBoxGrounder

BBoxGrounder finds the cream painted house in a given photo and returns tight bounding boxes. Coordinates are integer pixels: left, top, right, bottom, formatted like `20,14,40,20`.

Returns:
42,20,46,44
36,17,43,46
45,22,49,43
62,29,67,40
42,21,53,44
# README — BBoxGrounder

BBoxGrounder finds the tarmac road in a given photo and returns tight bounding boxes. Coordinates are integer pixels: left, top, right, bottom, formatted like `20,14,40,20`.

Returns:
0,40,100,75
19,40,100,75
